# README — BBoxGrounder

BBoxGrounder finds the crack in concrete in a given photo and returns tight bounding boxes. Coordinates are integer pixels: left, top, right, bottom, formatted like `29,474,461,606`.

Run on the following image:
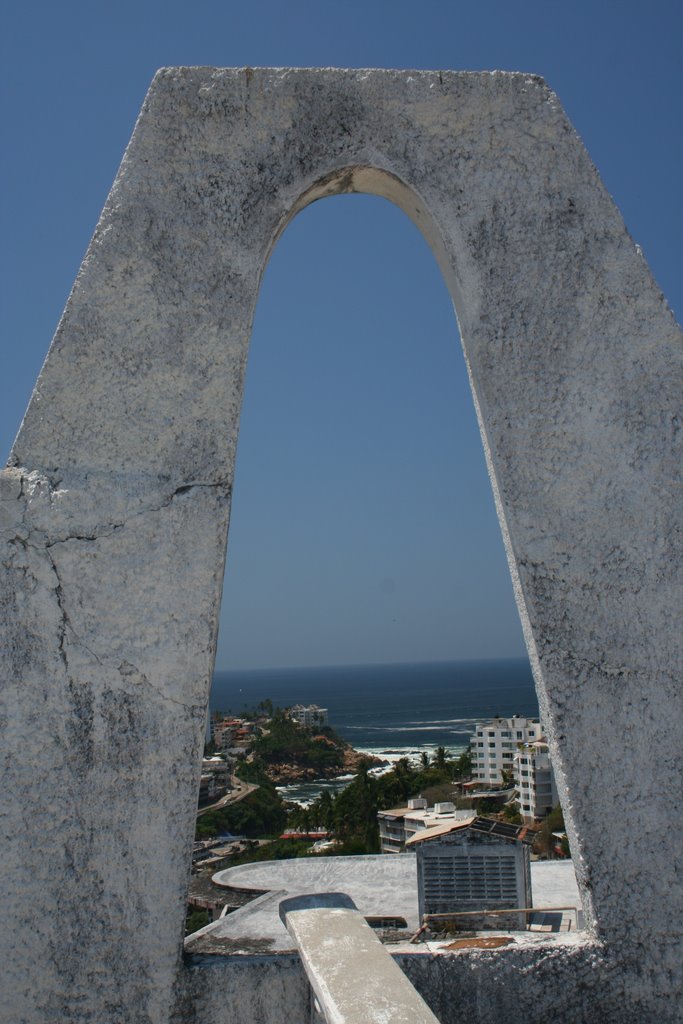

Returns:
3,473,228,550
38,479,229,548
5,474,225,701
44,545,104,670
540,644,631,683
117,660,201,713
44,545,72,676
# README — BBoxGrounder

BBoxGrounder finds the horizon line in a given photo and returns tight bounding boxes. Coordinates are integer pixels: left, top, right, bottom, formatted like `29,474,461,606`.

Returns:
213,654,531,675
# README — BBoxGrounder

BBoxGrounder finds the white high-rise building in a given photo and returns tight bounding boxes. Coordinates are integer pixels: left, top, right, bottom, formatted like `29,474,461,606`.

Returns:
288,704,329,728
514,740,558,822
470,716,541,786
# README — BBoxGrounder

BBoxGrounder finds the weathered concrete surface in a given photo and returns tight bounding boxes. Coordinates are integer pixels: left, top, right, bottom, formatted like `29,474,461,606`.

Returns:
177,939,622,1024
175,955,314,1024
1,68,681,1022
279,893,441,1024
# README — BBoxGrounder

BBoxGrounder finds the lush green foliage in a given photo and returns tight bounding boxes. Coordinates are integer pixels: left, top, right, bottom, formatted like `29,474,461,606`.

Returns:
250,710,346,775
185,907,210,935
475,796,502,815
227,838,313,866
534,803,569,857
196,765,286,839
502,801,523,825
288,748,473,853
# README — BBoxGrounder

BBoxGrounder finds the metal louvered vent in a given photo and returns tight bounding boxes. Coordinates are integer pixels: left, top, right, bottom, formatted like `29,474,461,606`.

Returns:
423,852,519,905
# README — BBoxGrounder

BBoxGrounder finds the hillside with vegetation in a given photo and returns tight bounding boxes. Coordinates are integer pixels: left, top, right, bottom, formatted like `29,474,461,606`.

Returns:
287,747,473,852
247,708,382,783
196,729,472,849
196,760,287,839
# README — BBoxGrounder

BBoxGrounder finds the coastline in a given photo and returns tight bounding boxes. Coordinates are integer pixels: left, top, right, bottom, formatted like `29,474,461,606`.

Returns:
211,658,538,807
277,738,470,807
211,657,538,753
263,743,386,786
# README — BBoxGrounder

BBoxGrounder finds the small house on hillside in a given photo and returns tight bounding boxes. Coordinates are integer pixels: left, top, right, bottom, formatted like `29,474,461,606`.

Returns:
407,815,534,930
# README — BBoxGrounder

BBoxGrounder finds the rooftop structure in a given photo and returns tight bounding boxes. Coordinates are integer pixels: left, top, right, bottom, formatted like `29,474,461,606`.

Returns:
190,853,582,952
407,816,533,929
378,797,472,853
279,893,441,1024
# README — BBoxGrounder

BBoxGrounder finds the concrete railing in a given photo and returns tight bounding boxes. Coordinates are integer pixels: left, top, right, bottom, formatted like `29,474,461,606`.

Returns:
279,893,440,1024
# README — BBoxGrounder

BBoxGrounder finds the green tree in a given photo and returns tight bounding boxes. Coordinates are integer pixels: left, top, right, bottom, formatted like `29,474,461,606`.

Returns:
535,803,567,858
393,757,414,800
332,760,380,851
450,749,472,779
502,801,523,825
185,907,210,935
318,790,335,830
475,797,500,816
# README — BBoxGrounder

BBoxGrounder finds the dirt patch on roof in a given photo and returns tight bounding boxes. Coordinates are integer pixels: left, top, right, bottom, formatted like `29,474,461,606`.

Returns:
444,936,515,950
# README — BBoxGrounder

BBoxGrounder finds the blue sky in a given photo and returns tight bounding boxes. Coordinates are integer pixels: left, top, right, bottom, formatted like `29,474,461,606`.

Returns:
1,2,681,670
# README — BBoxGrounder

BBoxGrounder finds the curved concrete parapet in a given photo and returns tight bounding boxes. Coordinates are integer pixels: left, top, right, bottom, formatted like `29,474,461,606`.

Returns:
1,68,681,1023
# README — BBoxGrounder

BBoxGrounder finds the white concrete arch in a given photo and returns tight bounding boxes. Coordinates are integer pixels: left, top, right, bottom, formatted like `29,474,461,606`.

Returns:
1,68,681,1023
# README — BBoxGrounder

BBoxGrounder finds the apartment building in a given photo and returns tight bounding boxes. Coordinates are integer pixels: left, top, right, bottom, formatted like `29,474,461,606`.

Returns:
470,715,541,785
515,740,558,822
288,704,329,728
378,798,471,853
213,717,241,752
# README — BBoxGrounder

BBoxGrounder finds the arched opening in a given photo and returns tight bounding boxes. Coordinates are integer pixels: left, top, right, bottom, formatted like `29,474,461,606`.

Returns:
223,182,526,672
189,186,581,940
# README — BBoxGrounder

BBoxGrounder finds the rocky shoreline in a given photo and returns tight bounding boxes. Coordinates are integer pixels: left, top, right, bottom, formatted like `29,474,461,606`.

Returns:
263,742,387,785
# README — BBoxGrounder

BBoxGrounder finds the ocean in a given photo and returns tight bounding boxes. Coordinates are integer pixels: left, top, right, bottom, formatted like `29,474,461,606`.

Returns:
210,657,538,805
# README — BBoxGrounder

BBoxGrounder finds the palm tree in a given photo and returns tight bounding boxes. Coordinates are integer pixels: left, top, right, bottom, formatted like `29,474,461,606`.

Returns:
394,757,413,799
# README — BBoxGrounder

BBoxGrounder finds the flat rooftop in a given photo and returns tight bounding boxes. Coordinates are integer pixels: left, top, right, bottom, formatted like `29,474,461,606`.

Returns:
186,855,583,956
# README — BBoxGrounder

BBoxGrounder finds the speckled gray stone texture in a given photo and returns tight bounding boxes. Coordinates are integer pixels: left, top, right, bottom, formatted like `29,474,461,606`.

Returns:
176,940,627,1024
1,68,681,1023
